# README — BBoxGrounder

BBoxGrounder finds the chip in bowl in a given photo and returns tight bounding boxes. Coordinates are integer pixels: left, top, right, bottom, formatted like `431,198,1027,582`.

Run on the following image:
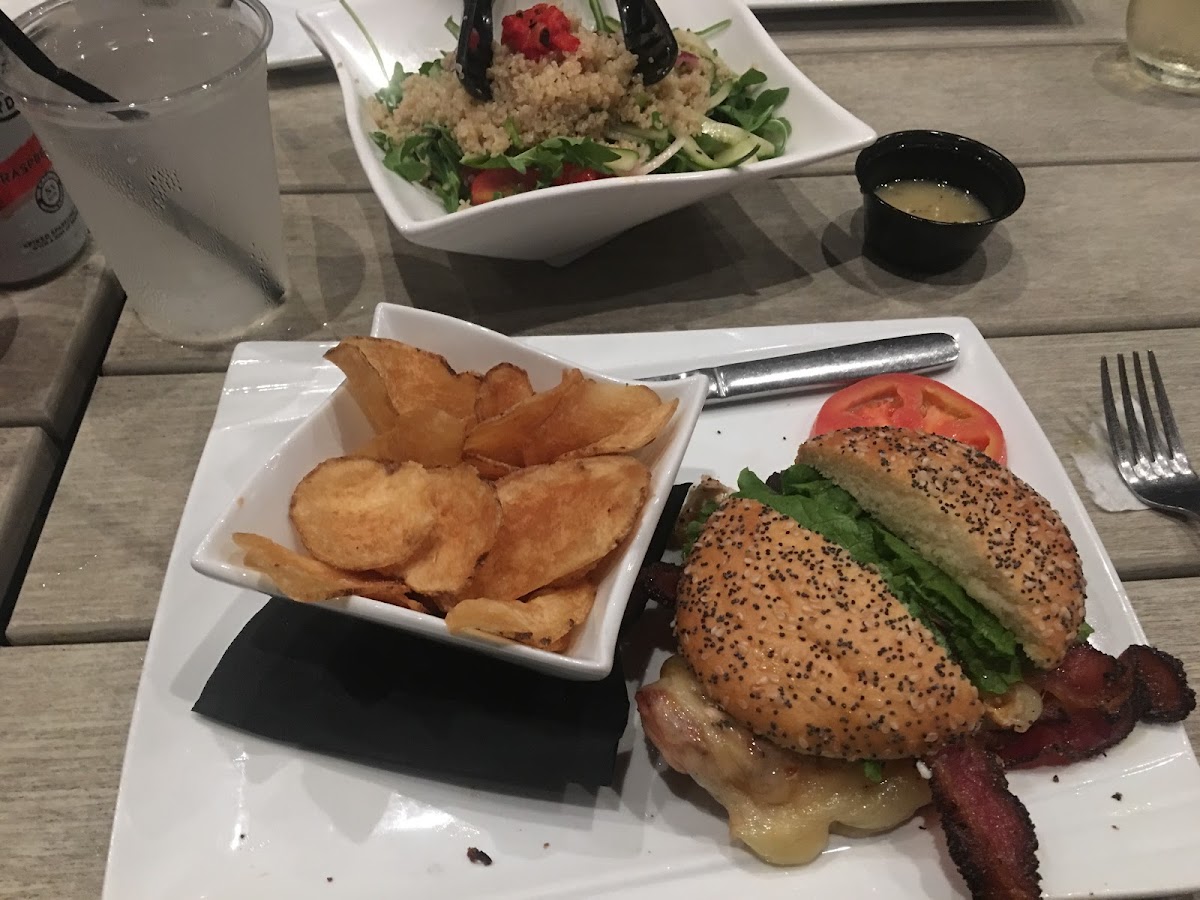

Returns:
192,304,707,679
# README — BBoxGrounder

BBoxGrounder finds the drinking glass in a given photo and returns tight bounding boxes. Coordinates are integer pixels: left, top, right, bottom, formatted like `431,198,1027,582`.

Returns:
0,0,288,344
1127,0,1200,92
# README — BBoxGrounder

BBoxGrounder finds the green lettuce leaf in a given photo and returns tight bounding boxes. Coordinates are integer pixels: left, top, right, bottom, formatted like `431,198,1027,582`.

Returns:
461,137,622,184
680,499,720,560
735,465,1026,695
374,61,408,113
375,126,466,213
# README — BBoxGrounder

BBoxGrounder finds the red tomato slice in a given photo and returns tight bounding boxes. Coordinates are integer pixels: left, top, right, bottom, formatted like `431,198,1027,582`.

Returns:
469,168,538,206
810,373,1007,464
552,163,610,186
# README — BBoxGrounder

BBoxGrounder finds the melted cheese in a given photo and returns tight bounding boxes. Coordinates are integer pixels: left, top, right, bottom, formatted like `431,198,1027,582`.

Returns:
641,655,932,866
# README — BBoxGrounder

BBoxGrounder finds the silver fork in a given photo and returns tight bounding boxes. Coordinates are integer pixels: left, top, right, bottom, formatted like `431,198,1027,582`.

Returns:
1100,351,1200,521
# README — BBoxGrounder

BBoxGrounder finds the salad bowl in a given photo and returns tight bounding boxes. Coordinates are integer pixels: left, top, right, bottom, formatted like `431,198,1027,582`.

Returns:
297,0,875,263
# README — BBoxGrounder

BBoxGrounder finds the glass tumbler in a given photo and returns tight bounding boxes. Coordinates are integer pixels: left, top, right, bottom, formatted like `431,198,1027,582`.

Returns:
1127,0,1200,92
0,0,289,344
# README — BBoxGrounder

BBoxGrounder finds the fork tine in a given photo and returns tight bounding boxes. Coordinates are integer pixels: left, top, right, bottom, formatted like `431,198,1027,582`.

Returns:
1147,351,1192,469
1132,352,1169,463
1117,354,1151,466
1101,356,1134,468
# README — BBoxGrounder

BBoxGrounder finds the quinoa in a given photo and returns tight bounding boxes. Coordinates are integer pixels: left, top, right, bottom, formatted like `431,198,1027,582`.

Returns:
371,18,731,157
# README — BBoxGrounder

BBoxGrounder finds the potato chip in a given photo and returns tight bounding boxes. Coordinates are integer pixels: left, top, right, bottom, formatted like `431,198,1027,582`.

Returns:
463,369,584,466
444,581,596,650
341,337,479,421
394,466,501,595
522,379,665,465
289,457,436,570
561,397,679,460
352,407,467,467
461,455,651,602
464,454,518,480
234,533,417,607
324,342,398,433
475,363,534,422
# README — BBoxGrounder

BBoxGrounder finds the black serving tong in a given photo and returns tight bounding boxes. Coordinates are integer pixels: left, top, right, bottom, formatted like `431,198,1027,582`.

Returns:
456,0,678,101
455,0,495,101
615,0,678,85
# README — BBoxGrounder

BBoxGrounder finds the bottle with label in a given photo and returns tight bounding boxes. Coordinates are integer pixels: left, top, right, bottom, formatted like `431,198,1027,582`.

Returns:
1,91,89,285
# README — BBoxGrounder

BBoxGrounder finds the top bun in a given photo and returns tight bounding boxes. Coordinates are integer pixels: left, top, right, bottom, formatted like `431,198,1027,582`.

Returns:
794,426,1086,669
675,498,984,761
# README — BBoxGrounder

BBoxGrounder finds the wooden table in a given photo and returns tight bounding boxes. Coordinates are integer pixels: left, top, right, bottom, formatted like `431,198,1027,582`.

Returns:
3,1,1200,896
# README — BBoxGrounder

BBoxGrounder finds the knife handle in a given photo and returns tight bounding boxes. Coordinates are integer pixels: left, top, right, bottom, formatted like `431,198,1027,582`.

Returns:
645,333,960,405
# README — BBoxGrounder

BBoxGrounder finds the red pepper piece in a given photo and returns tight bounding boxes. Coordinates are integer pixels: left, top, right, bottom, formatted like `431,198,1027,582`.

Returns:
501,4,580,61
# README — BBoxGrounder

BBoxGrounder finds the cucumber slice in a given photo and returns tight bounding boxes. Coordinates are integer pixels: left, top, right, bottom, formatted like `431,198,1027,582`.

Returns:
679,137,722,170
706,80,732,111
699,117,751,145
603,147,643,174
607,125,670,144
713,136,761,167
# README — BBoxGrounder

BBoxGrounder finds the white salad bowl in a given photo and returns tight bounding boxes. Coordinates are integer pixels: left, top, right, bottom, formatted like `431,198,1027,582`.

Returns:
191,304,708,680
297,0,875,262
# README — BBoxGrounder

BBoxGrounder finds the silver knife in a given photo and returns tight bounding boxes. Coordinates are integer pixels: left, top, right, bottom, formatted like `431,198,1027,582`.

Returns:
641,332,960,405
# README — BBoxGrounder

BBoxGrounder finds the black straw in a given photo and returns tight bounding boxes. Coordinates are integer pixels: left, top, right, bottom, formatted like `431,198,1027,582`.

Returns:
0,7,286,314
0,8,122,104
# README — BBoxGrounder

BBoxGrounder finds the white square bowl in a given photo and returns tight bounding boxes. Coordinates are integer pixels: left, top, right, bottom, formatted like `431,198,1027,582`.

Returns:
296,0,875,262
191,304,708,679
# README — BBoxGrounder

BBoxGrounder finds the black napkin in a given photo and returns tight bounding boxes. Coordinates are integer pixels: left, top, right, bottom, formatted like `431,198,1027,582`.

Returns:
193,598,631,790
192,481,692,792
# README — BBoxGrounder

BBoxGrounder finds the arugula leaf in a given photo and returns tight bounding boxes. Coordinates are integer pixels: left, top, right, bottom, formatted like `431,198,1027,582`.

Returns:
680,499,720,559
444,14,460,38
462,137,621,184
708,68,792,156
375,62,408,113
863,760,884,783
1077,620,1095,642
735,465,1026,695
418,59,442,76
376,126,466,212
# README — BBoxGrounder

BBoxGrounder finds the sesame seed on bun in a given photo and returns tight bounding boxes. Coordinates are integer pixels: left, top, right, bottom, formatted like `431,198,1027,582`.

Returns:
794,427,1086,669
675,499,984,761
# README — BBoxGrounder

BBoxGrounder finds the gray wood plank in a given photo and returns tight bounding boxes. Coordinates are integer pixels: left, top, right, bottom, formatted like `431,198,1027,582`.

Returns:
990,329,1200,581
0,428,57,609
267,43,1200,192
105,162,1200,375
0,246,124,441
23,327,1200,643
8,376,223,644
2,573,1199,898
0,641,143,900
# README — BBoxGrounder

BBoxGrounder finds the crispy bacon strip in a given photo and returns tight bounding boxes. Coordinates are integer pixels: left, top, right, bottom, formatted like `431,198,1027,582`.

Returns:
1034,642,1134,715
632,561,682,608
987,643,1193,769
927,741,1041,900
1120,644,1197,723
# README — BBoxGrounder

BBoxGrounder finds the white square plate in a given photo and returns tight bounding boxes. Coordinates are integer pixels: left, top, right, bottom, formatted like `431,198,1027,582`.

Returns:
191,304,708,680
296,0,875,261
105,317,1200,899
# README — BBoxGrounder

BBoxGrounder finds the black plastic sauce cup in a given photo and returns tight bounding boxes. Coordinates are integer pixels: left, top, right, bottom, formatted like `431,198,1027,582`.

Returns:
855,130,1026,274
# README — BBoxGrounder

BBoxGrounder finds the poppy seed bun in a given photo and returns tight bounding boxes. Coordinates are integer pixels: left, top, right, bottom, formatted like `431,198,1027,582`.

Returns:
794,427,1086,669
675,499,984,760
